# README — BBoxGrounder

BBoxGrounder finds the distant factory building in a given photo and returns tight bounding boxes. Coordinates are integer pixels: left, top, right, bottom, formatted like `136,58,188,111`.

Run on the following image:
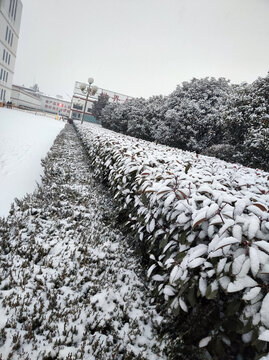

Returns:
11,84,71,116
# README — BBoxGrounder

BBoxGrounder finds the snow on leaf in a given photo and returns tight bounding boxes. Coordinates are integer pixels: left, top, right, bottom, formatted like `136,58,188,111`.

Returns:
217,258,227,274
164,192,176,208
238,258,251,278
157,186,172,195
256,241,269,255
248,215,260,240
232,224,242,241
258,330,269,342
260,293,269,328
215,237,240,251
176,189,188,199
206,203,219,218
148,218,155,233
199,336,212,348
242,287,261,301
199,277,207,296
170,265,183,284
163,285,176,297
192,217,207,229
253,203,268,212
227,275,258,293
188,257,206,269
218,219,235,237
232,254,246,275
208,235,220,253
152,274,165,282
198,184,213,195
189,244,208,261
163,241,176,253
147,264,156,278
179,297,188,312
249,247,260,277
234,199,247,216
219,276,230,290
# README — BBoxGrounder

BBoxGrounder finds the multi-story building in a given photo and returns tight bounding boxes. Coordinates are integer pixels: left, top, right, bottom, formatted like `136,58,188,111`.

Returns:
70,81,132,123
41,94,71,116
11,84,71,115
0,0,23,102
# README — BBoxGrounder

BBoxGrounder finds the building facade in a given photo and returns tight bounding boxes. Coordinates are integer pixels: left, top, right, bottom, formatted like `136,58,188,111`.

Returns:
70,81,132,123
11,84,71,115
0,0,23,102
41,94,71,116
11,84,41,110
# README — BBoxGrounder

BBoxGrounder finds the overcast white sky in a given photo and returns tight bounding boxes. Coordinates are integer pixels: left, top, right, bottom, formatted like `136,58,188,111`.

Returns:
13,0,269,100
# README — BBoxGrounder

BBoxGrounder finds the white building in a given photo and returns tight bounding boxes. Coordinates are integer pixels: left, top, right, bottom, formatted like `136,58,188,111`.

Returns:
70,81,132,123
11,84,41,110
0,0,23,102
11,84,71,116
41,94,71,116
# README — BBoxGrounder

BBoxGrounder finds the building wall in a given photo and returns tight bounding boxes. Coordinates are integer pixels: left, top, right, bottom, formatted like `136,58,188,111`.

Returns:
11,85,41,109
41,95,71,116
0,0,23,102
11,84,71,115
70,81,132,122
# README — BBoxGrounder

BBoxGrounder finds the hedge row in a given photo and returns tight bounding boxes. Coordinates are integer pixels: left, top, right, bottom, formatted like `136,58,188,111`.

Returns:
75,121,269,359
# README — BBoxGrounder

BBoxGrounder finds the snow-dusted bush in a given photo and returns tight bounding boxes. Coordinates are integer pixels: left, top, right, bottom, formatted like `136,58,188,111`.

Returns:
75,121,269,358
101,77,230,153
220,74,269,171
101,73,269,172
0,125,168,359
202,144,236,161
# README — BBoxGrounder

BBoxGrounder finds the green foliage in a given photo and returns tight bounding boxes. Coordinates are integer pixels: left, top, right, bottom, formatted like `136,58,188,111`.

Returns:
92,93,109,122
100,73,269,172
75,122,269,359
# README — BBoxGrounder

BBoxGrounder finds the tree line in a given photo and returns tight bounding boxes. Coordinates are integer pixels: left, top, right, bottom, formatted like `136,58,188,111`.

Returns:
93,73,269,171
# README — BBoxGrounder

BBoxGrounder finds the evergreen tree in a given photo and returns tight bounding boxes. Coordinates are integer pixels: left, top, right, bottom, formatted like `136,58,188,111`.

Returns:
92,93,109,122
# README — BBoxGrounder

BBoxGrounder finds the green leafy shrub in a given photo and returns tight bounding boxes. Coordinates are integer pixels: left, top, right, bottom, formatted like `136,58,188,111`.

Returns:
75,121,269,359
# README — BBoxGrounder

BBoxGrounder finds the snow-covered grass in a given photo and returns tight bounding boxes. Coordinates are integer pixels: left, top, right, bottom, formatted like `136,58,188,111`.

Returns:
0,108,64,217
74,121,269,357
0,124,168,359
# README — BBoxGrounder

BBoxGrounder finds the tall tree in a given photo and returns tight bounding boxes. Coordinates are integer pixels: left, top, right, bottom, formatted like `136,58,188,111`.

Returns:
92,93,109,122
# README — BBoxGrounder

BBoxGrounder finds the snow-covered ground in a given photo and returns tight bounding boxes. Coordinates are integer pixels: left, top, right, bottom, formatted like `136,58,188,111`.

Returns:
0,108,64,217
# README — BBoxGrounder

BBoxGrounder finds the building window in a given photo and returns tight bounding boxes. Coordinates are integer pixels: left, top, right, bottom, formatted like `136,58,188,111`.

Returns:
8,54,11,65
3,90,6,100
0,69,2,80
6,72,8,82
9,0,13,15
14,0,18,20
0,89,2,100
3,49,5,61
5,26,8,41
8,30,11,44
10,33,13,47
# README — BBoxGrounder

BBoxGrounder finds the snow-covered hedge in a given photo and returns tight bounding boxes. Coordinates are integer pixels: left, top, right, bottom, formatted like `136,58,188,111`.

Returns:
75,122,269,357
